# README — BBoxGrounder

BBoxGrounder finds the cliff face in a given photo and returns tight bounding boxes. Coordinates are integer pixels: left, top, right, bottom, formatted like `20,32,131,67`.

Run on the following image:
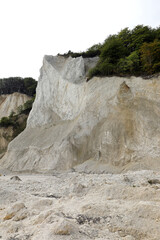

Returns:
0,77,37,157
0,93,31,158
1,55,160,173
0,93,31,118
0,126,14,158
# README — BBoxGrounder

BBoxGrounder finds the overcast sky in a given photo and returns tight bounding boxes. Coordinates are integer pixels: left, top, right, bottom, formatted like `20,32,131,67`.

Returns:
0,0,159,80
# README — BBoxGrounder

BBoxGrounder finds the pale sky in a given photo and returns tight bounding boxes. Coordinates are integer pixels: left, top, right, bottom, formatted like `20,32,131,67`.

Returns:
0,0,159,80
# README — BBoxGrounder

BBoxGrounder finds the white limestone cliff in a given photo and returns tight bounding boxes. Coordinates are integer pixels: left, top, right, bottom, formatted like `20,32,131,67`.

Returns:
0,92,31,119
1,55,160,173
0,93,32,158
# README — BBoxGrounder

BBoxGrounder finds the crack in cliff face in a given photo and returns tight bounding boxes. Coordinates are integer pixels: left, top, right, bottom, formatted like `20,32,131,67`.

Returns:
1,56,160,173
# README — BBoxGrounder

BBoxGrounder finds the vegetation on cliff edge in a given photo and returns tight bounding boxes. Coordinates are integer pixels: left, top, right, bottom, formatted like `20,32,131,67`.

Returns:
60,25,160,78
0,78,36,154
0,77,37,96
0,97,34,129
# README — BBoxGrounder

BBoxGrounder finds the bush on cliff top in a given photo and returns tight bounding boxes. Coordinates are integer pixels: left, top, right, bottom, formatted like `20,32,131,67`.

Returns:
88,25,160,78
58,44,102,59
61,25,160,78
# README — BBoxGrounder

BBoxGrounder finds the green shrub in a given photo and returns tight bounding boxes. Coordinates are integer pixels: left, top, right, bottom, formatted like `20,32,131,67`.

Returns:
23,78,37,96
17,97,35,114
117,51,140,74
0,117,13,127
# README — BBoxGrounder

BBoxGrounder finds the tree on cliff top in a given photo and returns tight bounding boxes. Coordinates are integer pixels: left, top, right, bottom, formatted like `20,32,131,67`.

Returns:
140,39,160,74
87,25,160,78
0,77,37,96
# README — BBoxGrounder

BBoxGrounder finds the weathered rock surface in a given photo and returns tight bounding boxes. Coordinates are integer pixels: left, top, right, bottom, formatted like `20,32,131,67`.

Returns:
3,202,27,221
0,171,160,239
0,92,31,119
1,55,160,173
0,126,14,157
0,93,31,158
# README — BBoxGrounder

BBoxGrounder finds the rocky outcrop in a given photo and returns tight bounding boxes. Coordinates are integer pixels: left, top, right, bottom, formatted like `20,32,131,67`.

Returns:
1,55,160,173
0,126,14,158
0,92,31,118
0,93,32,158
0,113,29,159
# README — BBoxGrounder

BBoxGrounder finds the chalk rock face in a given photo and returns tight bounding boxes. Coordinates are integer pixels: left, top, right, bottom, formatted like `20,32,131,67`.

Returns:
27,55,88,127
0,92,31,118
0,93,31,158
1,55,160,173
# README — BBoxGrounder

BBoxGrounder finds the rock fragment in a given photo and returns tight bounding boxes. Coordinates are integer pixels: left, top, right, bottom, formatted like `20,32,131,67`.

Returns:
53,218,77,235
10,176,22,181
3,203,27,221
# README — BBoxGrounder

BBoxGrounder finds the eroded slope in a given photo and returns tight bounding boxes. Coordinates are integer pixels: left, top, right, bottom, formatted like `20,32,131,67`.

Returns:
1,56,160,173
